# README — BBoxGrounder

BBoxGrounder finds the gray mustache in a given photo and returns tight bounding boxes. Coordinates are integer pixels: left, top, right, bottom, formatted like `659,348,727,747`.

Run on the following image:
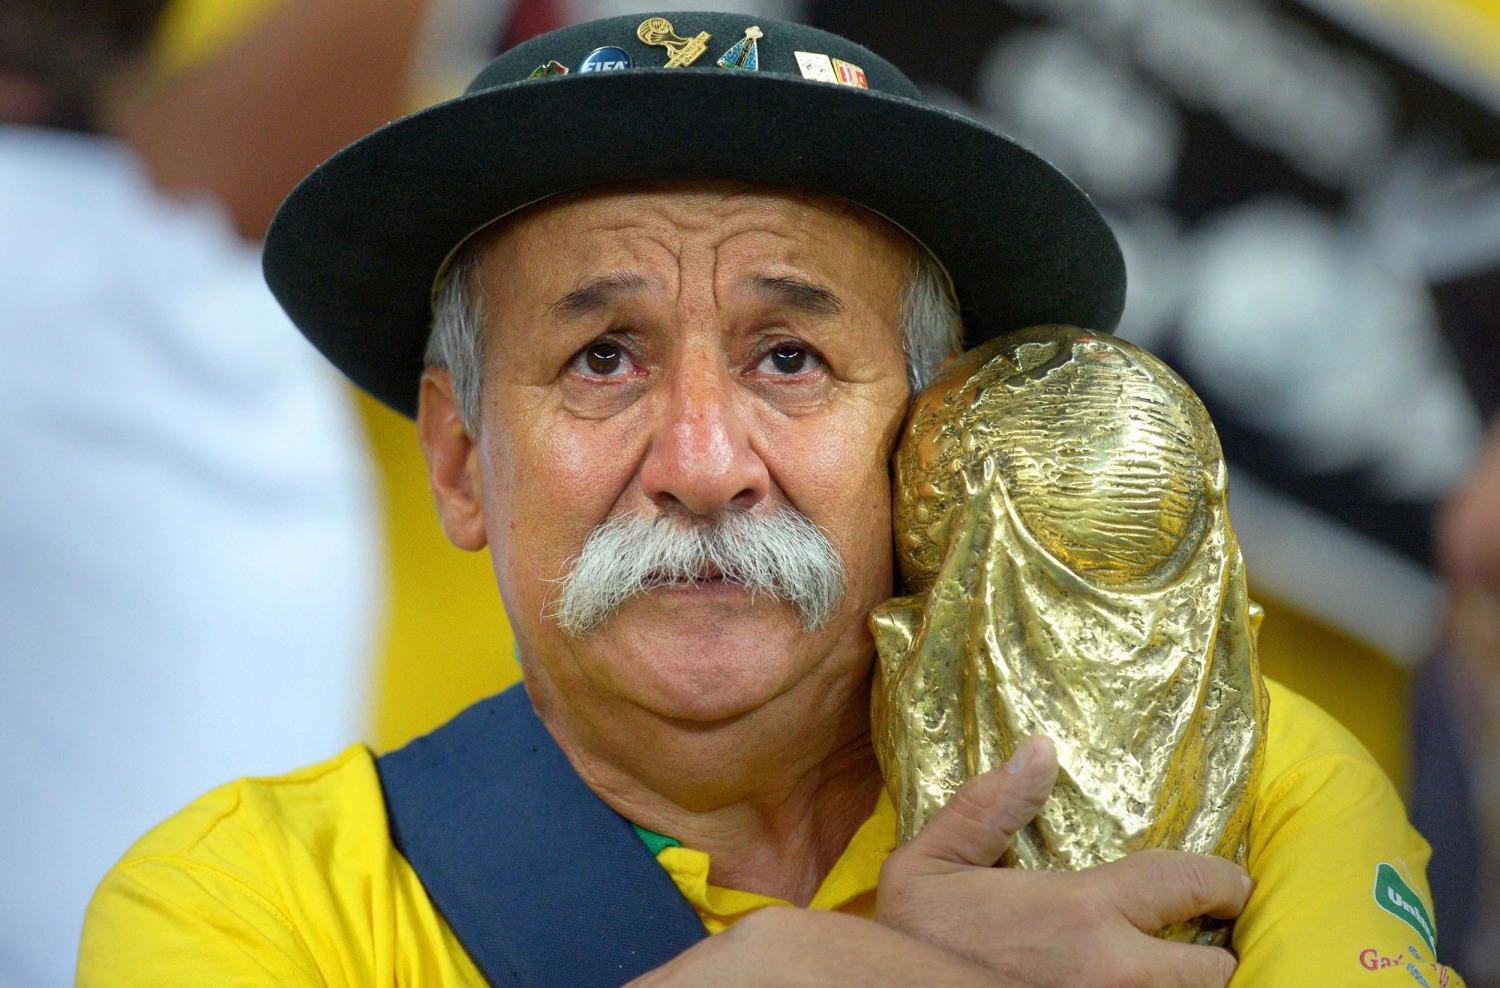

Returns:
550,508,847,636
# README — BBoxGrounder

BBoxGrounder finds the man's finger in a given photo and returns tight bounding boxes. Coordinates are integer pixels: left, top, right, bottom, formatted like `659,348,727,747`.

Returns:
1125,939,1239,988
901,735,1059,868
1102,849,1252,933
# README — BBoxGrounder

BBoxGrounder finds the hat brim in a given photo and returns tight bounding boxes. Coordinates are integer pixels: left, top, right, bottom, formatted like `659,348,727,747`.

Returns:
264,68,1124,418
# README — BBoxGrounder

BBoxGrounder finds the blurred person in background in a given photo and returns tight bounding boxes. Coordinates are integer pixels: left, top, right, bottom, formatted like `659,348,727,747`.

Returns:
1415,416,1500,983
116,0,518,766
0,1,385,984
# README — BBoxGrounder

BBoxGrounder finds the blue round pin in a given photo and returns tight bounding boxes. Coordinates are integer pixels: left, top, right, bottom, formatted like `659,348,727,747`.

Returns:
578,46,633,73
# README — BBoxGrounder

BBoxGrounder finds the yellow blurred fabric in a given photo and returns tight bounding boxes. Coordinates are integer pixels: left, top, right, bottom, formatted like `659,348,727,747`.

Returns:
1359,0,1500,86
149,0,287,79
354,394,519,752
1255,593,1411,789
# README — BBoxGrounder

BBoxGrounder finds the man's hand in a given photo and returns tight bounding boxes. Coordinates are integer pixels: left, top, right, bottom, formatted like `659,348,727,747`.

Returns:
877,736,1251,988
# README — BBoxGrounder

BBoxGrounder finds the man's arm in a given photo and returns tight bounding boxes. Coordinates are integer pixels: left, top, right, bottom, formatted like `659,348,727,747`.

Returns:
78,856,326,986
638,736,1248,988
1231,682,1467,985
628,908,1008,987
874,686,1467,987
875,736,1247,988
76,749,491,987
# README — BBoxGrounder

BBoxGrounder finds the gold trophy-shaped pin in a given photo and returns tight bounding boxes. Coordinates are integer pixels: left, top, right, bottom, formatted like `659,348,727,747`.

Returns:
873,325,1268,946
637,17,711,67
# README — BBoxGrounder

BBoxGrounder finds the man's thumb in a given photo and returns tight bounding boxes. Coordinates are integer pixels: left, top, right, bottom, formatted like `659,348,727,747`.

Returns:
903,735,1059,869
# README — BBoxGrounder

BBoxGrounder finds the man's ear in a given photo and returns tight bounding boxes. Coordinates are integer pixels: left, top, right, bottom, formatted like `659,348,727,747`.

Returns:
417,366,488,551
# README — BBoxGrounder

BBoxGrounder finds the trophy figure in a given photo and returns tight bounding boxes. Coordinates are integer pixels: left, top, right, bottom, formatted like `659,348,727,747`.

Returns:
873,325,1268,945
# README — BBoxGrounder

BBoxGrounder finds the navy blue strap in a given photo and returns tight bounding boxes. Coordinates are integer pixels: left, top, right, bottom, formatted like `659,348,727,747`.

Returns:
376,684,708,986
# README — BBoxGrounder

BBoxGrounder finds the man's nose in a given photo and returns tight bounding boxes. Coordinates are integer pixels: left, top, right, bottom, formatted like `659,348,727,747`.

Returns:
638,359,770,518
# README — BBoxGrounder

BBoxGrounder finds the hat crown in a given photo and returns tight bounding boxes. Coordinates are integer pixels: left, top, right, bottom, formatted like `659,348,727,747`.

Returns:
264,9,1124,419
464,11,921,100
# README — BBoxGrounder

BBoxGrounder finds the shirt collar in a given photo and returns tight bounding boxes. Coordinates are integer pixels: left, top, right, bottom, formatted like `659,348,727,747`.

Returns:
646,787,898,929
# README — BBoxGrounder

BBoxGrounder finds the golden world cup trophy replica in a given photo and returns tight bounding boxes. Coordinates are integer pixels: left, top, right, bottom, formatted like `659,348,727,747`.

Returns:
873,325,1269,945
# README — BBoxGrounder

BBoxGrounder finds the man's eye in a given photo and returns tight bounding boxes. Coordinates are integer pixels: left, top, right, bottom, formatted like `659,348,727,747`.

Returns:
760,344,816,375
573,342,631,377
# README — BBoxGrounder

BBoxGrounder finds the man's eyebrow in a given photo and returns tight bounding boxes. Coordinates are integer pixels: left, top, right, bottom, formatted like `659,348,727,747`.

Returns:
746,275,846,316
548,273,651,318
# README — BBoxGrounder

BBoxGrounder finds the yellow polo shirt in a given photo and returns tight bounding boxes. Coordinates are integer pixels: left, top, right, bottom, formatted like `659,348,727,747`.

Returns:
78,681,1464,986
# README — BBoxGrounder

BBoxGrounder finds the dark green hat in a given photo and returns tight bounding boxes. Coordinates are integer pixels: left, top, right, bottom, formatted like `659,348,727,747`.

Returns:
263,11,1125,418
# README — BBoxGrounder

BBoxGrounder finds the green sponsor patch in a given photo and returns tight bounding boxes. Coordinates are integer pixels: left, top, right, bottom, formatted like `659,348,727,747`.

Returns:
1374,863,1436,957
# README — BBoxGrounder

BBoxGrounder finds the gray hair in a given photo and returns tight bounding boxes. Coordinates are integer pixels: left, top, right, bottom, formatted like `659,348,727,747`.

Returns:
425,242,965,433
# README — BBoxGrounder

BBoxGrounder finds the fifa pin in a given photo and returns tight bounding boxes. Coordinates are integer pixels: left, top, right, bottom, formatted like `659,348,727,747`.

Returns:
831,58,868,88
579,46,632,73
716,26,763,71
527,60,569,78
794,51,837,83
636,17,711,67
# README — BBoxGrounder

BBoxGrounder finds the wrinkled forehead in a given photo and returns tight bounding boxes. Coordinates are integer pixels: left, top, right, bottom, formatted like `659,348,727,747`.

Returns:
446,178,923,288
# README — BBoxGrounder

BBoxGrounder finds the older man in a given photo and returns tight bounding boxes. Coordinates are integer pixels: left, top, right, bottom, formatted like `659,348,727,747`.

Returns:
81,12,1459,987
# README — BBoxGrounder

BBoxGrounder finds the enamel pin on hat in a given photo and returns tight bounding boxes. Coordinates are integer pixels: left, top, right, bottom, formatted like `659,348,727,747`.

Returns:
637,17,711,67
831,58,867,87
795,51,866,87
794,50,837,83
579,46,632,72
717,26,762,70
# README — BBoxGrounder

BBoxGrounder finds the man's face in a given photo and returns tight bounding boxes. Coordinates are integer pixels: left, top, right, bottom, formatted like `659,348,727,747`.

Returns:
422,182,914,726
